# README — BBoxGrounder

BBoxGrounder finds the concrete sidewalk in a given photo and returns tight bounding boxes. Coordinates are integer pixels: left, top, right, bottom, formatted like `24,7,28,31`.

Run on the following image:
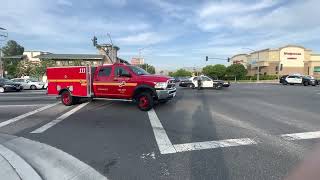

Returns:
0,133,108,180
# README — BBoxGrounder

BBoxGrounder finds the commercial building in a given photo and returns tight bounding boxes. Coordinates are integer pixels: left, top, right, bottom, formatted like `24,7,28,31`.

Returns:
231,45,320,78
131,57,144,65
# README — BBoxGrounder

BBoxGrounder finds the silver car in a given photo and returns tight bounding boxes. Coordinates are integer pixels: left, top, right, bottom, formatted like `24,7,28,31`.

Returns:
11,78,45,90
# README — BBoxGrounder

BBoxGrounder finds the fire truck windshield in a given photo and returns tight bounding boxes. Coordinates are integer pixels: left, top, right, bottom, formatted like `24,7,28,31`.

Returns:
129,66,150,75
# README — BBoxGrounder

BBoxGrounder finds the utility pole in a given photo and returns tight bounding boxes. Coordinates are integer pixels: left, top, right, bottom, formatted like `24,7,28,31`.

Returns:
243,48,260,82
0,27,8,78
138,46,151,72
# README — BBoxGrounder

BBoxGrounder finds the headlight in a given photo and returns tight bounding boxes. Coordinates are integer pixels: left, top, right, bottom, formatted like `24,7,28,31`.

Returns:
154,82,168,89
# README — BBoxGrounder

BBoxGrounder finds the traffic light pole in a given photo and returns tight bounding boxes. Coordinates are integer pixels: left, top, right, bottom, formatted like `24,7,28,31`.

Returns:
205,56,230,62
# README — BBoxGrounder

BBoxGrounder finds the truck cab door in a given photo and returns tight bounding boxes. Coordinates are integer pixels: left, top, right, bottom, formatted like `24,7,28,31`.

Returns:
93,66,113,97
113,67,135,99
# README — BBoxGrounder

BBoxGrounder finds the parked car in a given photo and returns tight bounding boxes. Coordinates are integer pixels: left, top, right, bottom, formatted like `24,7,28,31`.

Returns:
0,78,23,93
11,78,46,90
303,76,318,86
179,76,229,89
281,75,318,86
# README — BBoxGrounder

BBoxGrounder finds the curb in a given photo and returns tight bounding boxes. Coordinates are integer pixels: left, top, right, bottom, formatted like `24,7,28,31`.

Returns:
0,133,108,180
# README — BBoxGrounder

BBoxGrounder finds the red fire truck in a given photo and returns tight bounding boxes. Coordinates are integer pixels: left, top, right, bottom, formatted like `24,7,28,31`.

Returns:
46,63,176,111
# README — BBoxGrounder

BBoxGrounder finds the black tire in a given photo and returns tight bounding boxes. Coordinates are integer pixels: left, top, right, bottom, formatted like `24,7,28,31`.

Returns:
30,85,37,90
61,91,74,106
136,92,154,111
289,83,294,85
16,89,21,92
188,84,195,89
213,84,223,90
282,81,288,85
304,81,309,86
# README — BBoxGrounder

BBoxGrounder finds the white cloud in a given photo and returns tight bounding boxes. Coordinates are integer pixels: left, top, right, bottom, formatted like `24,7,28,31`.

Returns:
57,0,72,6
116,32,173,45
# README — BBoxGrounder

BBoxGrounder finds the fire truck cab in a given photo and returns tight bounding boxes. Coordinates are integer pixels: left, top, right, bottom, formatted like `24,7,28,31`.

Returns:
46,63,176,111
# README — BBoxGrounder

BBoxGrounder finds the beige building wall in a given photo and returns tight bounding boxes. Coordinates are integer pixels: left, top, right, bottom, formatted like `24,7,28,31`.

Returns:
230,54,248,68
232,45,320,77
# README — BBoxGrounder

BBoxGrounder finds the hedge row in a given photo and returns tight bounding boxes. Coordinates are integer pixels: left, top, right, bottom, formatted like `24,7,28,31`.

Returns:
223,75,278,81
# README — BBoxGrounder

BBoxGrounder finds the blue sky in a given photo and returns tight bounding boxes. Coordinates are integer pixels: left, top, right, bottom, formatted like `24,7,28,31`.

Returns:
1,0,320,70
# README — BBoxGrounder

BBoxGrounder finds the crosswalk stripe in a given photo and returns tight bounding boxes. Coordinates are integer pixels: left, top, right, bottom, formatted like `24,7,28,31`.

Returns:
31,102,89,133
281,131,320,140
0,104,50,108
0,102,59,128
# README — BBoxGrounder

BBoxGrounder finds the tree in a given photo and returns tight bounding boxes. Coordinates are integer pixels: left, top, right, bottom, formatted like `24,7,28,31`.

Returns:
16,60,56,79
169,69,192,77
2,40,24,77
2,40,24,56
202,64,226,79
226,64,247,81
29,60,56,79
138,64,155,74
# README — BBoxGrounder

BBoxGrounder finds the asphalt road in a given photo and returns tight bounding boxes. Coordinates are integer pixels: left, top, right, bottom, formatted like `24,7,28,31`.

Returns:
0,84,320,180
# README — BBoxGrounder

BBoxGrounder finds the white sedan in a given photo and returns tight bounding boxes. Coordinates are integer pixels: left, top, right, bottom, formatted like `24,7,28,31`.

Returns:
11,78,45,90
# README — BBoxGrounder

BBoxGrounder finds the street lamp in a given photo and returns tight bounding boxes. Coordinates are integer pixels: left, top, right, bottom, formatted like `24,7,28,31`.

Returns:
0,27,8,78
138,45,151,72
243,47,260,82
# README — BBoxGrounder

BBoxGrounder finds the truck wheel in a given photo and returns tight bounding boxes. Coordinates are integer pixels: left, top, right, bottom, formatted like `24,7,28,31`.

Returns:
61,91,74,106
136,92,153,111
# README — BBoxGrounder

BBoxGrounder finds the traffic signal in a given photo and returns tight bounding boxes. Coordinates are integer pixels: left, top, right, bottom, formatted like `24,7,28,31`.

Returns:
227,57,230,62
92,36,97,47
206,56,208,61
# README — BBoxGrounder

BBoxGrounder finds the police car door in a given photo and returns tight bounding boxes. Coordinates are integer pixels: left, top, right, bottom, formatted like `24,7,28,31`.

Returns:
202,76,213,88
286,76,295,83
295,76,303,84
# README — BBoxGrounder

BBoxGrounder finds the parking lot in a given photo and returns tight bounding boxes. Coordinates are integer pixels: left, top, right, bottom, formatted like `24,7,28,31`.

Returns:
1,84,320,179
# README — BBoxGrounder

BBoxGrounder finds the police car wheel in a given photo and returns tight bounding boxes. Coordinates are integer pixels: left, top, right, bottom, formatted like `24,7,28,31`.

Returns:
304,82,309,86
188,84,195,89
0,87,4,93
61,91,74,106
136,92,153,111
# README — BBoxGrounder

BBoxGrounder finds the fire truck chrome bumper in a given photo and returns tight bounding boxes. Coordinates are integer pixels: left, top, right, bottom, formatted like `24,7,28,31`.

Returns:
156,88,176,100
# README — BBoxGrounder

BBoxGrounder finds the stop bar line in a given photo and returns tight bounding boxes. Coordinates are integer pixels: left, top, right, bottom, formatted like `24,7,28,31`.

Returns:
0,102,60,128
148,109,320,154
31,102,89,133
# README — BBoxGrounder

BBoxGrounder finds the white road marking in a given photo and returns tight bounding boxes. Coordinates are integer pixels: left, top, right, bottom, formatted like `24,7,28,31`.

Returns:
0,102,59,128
281,131,320,140
31,102,89,133
147,109,176,154
0,144,42,180
174,138,257,153
0,104,50,108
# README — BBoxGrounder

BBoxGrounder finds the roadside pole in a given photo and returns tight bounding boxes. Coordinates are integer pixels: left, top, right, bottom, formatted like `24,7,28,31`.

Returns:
0,27,8,78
